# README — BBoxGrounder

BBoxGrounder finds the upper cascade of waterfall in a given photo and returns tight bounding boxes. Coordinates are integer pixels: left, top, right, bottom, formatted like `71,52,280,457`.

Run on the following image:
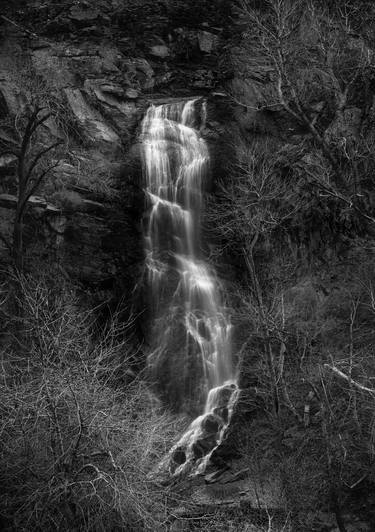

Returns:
141,98,237,475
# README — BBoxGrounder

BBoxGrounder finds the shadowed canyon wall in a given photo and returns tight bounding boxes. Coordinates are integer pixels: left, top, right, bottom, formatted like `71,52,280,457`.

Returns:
0,1,235,316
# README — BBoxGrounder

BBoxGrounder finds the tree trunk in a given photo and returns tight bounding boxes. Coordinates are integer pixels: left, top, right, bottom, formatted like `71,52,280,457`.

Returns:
12,212,24,272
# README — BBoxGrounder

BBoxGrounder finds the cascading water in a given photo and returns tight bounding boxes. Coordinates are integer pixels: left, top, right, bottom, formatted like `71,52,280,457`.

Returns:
141,98,238,475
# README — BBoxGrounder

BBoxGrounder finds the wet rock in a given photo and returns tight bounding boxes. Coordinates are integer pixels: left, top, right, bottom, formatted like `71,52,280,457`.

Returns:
213,406,228,423
207,383,237,410
172,447,186,465
201,413,222,433
192,435,217,458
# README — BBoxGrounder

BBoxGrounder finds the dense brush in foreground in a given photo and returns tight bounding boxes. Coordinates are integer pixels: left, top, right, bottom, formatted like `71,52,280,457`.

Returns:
0,274,187,531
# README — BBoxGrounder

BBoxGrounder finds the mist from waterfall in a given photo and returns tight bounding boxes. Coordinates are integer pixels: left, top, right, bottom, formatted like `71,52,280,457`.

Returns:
141,99,237,474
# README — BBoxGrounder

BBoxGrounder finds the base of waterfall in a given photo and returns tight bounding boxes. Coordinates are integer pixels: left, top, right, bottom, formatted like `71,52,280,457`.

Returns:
167,459,289,531
155,381,239,478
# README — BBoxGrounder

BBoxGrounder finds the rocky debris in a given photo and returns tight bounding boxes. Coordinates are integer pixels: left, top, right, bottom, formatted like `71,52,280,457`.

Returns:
172,447,186,466
193,462,284,510
168,462,287,530
205,467,250,485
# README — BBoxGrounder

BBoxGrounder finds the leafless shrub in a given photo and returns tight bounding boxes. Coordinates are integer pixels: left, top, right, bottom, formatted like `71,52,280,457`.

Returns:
0,274,187,531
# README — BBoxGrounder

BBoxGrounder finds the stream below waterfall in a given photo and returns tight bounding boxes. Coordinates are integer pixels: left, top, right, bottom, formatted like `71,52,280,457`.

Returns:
141,98,238,475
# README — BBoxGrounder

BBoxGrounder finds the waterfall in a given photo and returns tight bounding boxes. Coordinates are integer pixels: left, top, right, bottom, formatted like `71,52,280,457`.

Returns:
141,99,237,474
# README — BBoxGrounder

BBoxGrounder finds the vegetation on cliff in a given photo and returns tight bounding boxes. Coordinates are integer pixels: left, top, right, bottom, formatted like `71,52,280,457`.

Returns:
1,0,375,531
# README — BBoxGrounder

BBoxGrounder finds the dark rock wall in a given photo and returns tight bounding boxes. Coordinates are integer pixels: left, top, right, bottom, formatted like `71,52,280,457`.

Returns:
0,1,235,317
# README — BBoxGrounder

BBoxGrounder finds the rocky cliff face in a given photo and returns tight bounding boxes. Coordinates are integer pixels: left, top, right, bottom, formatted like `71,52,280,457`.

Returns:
0,0,233,312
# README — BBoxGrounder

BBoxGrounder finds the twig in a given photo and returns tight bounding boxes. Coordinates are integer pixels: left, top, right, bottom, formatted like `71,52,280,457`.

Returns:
324,364,375,396
0,15,43,41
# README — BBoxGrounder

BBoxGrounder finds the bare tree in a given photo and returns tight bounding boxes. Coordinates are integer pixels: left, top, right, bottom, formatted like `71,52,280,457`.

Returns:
0,105,61,270
235,0,375,222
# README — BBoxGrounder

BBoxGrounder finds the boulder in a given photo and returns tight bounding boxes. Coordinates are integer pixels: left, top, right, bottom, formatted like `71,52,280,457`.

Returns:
172,447,186,465
206,382,237,411
192,435,217,459
69,6,100,24
121,58,155,91
64,88,120,146
99,83,125,98
83,80,139,133
0,73,27,116
125,88,139,99
201,413,222,433
198,31,219,53
149,44,170,59
213,406,228,423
